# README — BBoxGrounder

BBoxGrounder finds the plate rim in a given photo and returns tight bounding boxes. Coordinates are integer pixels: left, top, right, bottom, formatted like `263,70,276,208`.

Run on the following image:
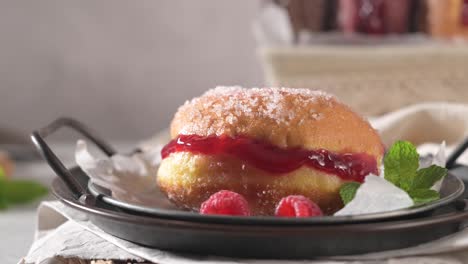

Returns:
86,171,465,225
52,176,468,232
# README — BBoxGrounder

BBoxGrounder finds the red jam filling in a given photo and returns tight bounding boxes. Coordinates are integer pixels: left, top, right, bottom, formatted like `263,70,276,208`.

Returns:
161,135,379,183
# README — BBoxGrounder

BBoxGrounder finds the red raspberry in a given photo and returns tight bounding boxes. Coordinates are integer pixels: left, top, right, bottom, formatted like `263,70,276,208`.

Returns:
200,190,251,216
275,195,323,217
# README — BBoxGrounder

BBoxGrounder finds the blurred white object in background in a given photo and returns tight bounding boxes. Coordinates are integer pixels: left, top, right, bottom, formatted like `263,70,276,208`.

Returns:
253,2,294,46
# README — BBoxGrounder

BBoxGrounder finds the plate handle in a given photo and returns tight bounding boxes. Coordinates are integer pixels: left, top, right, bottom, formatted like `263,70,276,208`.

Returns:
30,117,116,200
447,138,468,169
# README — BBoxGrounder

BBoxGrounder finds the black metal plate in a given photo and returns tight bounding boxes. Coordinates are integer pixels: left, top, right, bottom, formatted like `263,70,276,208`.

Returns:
32,118,468,258
87,171,464,225
52,167,468,258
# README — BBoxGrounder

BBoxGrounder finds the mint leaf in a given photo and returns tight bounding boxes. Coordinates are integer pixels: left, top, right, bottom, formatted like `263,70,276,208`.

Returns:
3,180,48,204
381,141,447,206
413,165,447,190
340,182,361,205
384,141,419,191
408,189,440,205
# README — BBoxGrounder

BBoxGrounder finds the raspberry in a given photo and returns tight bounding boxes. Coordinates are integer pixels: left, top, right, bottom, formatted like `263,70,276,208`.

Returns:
275,195,323,217
200,190,251,216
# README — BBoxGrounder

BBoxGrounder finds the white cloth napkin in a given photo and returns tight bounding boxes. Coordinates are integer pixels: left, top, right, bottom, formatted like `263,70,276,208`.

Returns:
20,103,468,264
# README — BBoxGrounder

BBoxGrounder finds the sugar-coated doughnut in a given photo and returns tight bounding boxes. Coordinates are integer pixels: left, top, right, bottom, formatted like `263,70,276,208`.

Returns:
157,87,384,215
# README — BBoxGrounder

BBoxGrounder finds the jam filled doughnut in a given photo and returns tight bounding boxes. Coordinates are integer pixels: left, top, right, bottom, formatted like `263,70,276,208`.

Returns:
157,87,384,215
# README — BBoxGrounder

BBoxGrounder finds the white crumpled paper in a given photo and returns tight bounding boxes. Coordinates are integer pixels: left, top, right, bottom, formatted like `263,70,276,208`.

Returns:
75,140,165,206
334,175,414,216
334,142,447,216
76,138,448,216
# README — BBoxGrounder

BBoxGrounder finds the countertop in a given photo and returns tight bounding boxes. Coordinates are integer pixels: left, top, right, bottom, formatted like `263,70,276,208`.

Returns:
0,142,136,263
1,161,56,263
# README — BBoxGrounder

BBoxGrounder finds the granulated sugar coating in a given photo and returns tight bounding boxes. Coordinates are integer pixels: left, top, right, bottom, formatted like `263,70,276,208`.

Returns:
169,86,381,154
203,86,335,121
205,86,336,119
179,86,335,128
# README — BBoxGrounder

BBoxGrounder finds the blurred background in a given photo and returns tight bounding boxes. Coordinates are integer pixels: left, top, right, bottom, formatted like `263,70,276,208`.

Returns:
0,0,263,141
2,0,468,143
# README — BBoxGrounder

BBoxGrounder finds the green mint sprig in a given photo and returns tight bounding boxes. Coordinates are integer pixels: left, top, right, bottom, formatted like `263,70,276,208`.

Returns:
339,182,361,205
0,165,48,210
384,141,447,204
339,141,447,205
